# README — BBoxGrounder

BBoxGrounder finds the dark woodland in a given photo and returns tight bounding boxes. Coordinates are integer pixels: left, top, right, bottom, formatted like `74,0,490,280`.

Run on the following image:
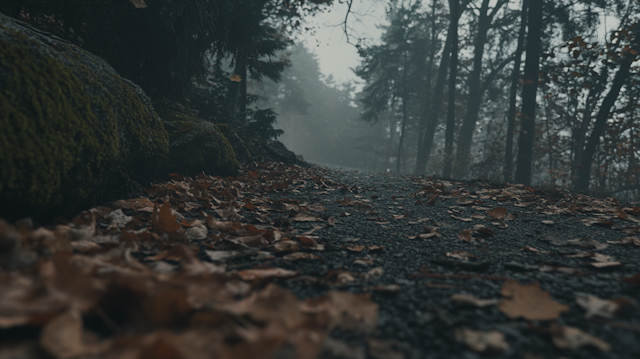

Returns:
2,1,640,358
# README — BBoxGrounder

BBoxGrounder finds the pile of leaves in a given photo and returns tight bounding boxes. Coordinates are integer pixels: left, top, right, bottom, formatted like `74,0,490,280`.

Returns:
2,162,640,358
0,163,377,359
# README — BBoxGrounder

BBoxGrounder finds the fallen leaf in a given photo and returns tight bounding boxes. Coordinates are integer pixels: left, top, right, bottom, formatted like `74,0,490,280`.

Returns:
575,293,635,319
40,309,87,359
446,251,476,260
617,236,640,246
283,252,320,261
549,323,611,351
236,268,299,281
129,0,148,8
273,241,299,253
567,236,608,250
362,267,383,281
455,328,509,353
498,281,569,320
204,250,239,262
292,213,321,222
346,245,365,252
113,197,154,210
458,230,473,242
451,294,498,308
151,201,181,233
589,261,622,268
624,273,640,285
486,207,508,220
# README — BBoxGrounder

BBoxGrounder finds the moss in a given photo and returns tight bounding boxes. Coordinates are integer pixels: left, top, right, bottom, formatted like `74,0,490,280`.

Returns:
158,109,239,176
215,123,252,162
0,22,169,219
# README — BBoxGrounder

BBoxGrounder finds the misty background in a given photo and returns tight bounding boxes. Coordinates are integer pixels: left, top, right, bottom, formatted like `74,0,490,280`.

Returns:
245,0,640,201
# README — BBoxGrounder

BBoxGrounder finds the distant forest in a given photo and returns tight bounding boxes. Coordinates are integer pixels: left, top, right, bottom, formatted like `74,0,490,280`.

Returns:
2,0,640,198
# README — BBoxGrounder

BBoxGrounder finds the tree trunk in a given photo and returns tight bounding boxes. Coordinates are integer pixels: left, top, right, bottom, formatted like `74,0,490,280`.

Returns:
230,52,248,121
442,0,459,178
503,0,529,182
397,52,410,174
452,0,492,179
414,0,438,175
514,0,543,185
414,0,470,175
573,35,638,191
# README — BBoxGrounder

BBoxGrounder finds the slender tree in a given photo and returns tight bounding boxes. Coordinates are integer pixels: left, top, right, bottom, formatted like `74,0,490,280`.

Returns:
573,24,639,191
514,0,543,185
415,0,471,175
503,0,529,182
453,0,508,179
442,0,459,178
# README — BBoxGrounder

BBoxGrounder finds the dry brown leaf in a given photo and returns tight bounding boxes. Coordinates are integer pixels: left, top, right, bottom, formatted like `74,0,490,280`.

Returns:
113,197,154,210
236,268,299,281
486,207,508,220
292,213,321,222
624,273,640,285
567,236,608,250
549,323,611,351
185,224,208,240
498,281,569,320
362,267,383,281
283,252,320,261
451,294,498,308
617,236,640,246
458,230,473,242
575,293,635,319
205,216,240,232
40,309,86,359
446,251,477,260
589,261,622,268
129,0,148,8
273,241,299,253
455,328,509,353
346,245,366,252
311,291,379,333
151,201,181,233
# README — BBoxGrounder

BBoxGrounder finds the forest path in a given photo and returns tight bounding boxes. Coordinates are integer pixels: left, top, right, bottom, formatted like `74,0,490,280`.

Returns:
1,163,640,359
270,165,640,358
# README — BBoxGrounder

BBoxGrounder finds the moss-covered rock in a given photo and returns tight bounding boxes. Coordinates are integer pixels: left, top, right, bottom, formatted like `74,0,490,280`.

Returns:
0,13,169,220
159,108,239,177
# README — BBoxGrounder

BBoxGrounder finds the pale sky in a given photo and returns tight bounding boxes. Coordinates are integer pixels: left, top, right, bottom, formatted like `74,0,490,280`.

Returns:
300,1,388,85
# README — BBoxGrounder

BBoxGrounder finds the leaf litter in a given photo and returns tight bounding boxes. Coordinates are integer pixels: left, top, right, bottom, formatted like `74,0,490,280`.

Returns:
2,162,640,358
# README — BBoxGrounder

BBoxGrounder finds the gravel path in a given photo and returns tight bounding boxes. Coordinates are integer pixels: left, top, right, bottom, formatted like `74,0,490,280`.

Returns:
248,166,640,359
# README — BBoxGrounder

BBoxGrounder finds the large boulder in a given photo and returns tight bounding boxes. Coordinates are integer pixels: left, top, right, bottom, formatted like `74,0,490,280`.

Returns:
158,108,239,177
0,13,169,220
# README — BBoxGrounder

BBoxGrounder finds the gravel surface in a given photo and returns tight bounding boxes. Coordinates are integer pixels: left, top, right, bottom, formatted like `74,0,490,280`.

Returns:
231,166,640,359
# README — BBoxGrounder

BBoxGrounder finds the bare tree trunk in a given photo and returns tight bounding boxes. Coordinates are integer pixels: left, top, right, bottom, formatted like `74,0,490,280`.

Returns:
442,0,459,178
453,0,505,179
503,0,529,182
415,0,471,175
397,52,410,174
414,0,438,174
573,30,638,191
514,0,543,185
